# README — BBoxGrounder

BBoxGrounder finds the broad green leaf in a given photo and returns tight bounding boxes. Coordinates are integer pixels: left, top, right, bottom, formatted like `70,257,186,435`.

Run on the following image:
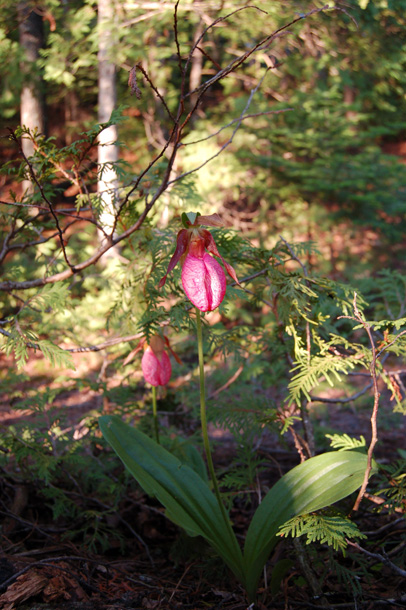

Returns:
270,558,294,595
170,440,209,484
243,451,376,601
99,415,244,582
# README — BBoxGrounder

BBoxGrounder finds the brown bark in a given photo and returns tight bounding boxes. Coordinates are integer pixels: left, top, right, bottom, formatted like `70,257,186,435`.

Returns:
18,3,45,195
189,20,204,109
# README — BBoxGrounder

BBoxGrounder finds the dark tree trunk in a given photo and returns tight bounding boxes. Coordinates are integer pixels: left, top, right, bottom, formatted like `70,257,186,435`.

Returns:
18,3,45,195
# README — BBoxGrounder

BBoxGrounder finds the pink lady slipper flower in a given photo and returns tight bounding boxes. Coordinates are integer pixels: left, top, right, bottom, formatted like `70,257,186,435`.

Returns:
159,213,239,312
141,335,172,387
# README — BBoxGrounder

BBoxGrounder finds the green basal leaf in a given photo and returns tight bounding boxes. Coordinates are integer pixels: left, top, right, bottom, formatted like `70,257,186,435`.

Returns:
100,417,375,602
243,451,376,601
99,415,244,583
171,440,209,484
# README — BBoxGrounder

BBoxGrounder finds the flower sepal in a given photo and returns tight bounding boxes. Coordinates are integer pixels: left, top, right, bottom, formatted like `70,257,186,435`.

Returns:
159,229,190,288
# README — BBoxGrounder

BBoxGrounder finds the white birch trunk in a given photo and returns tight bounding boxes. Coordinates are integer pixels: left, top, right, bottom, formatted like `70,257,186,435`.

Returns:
98,0,119,244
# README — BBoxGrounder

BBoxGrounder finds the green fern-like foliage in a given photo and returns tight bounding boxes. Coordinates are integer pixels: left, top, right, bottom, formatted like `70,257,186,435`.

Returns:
278,512,366,552
358,269,406,322
1,329,31,369
326,433,367,451
28,283,71,312
328,548,371,597
1,327,75,370
288,351,358,406
376,455,406,514
0,391,130,552
0,278,76,369
37,339,75,369
361,317,406,333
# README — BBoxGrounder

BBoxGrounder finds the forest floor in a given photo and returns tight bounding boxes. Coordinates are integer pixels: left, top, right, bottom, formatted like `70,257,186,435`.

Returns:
0,350,405,610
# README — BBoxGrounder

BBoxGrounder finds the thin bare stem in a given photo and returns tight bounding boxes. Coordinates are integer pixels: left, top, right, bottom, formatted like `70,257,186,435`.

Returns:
310,381,373,404
152,385,160,444
134,64,175,121
10,131,74,270
170,66,273,186
180,109,293,148
346,540,406,578
376,330,406,359
350,293,380,512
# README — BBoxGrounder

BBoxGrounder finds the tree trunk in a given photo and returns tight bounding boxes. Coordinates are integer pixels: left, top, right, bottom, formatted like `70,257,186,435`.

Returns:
18,3,45,196
97,0,119,248
189,21,204,110
344,84,357,122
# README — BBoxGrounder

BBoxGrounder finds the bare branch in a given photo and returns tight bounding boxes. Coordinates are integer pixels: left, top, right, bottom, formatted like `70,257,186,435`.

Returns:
350,293,381,512
173,0,185,83
6,222,78,253
0,200,102,227
9,131,74,269
346,540,406,578
180,108,293,148
186,5,330,102
66,333,143,353
310,381,373,404
279,235,309,277
134,64,175,121
169,66,272,185
0,217,17,264
208,364,244,399
376,330,406,359
183,4,269,83
0,324,144,355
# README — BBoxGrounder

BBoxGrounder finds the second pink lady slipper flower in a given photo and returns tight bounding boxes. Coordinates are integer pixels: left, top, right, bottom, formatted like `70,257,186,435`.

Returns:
159,213,239,312
141,335,172,387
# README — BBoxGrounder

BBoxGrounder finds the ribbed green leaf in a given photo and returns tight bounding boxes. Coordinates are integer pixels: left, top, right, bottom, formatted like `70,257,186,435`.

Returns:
99,415,244,582
243,451,376,601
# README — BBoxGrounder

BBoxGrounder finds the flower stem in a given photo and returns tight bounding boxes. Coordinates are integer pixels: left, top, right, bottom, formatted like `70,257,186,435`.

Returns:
152,385,160,444
195,308,230,523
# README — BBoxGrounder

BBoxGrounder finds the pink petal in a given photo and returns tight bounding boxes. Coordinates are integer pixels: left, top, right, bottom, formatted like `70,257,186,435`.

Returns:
181,253,226,311
141,347,172,386
202,230,240,284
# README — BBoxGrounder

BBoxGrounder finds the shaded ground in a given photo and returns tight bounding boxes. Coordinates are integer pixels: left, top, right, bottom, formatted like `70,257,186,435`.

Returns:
0,352,405,610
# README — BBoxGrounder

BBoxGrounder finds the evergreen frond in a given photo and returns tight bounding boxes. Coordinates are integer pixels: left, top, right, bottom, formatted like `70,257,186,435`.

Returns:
29,283,70,312
326,433,366,451
328,550,366,597
288,352,358,406
1,328,31,369
278,513,366,551
376,457,406,513
37,340,75,370
354,316,406,333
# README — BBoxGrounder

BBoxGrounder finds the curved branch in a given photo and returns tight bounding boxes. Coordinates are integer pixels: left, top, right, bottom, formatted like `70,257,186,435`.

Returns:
10,131,74,270
310,381,373,404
